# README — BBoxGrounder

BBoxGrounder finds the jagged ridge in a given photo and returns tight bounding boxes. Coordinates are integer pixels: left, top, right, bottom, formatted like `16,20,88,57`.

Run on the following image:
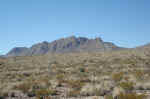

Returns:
7,36,122,56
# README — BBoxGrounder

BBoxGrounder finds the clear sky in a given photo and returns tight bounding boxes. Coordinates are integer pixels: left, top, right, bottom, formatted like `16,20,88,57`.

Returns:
0,0,150,54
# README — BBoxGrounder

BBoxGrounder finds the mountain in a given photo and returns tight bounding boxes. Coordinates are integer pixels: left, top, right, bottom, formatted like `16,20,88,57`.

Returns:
6,36,122,57
0,55,5,58
7,47,30,56
137,43,150,49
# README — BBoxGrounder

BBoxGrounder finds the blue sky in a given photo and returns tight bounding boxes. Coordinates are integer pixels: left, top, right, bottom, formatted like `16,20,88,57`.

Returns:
0,0,150,54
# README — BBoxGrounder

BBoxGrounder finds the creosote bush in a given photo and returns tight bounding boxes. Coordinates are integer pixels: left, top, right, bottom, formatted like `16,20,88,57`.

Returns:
112,72,124,83
134,70,145,81
35,88,57,98
68,89,81,97
105,94,113,99
105,92,147,99
67,80,85,90
15,82,31,93
119,81,134,92
118,92,147,99
56,73,65,84
1,50,150,99
67,80,85,97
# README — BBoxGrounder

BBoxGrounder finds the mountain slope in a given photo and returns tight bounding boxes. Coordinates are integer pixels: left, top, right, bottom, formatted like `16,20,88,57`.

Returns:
6,36,122,56
7,47,30,56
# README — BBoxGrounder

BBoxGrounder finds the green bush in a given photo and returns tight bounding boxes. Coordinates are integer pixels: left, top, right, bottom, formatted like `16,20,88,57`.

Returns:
118,92,147,99
112,72,124,83
105,95,113,99
119,81,134,92
36,88,57,97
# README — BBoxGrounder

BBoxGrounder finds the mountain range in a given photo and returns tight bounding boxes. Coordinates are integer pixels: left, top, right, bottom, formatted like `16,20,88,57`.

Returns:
6,36,123,57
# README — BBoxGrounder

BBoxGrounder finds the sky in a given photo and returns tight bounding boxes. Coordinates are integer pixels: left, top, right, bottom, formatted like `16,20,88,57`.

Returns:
0,0,150,54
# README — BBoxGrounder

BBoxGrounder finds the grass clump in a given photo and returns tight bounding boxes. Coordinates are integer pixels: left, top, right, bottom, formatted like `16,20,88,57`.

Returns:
118,92,147,99
35,88,57,98
112,72,124,83
119,81,134,92
105,92,147,99
15,82,31,93
134,70,146,81
67,80,85,97
105,94,113,99
67,80,84,90
68,89,81,97
56,73,65,84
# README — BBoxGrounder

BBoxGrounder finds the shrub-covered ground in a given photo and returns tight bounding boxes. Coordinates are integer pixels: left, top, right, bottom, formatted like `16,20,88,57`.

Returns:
0,49,150,99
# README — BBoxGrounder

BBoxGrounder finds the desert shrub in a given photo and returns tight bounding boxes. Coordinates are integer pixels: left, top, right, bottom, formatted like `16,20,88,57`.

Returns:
15,77,52,95
35,96,52,99
119,81,134,92
134,70,145,81
118,92,147,99
1,92,9,97
56,73,65,84
80,77,90,83
67,80,84,90
79,68,85,73
0,91,5,99
112,72,124,83
15,82,31,93
105,94,113,99
105,92,146,99
80,83,106,96
33,78,51,89
27,91,36,97
67,80,85,97
36,88,57,98
122,58,137,65
68,89,81,97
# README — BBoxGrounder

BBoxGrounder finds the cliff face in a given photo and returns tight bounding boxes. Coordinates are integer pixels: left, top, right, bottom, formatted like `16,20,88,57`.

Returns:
6,36,122,56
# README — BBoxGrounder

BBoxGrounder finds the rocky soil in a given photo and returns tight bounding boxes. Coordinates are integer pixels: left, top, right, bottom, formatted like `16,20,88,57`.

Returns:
1,49,150,99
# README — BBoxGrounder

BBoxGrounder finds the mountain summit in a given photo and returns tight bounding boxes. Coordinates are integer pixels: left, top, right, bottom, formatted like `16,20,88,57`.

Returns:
7,36,122,56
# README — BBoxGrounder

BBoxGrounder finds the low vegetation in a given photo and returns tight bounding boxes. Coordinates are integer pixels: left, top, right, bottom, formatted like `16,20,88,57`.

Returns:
0,49,150,99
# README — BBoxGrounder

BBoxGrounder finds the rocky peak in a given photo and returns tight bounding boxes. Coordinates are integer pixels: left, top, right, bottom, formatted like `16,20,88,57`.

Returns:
6,36,122,56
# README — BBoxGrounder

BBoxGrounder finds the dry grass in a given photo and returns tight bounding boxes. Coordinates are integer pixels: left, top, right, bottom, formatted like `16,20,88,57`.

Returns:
0,49,150,98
